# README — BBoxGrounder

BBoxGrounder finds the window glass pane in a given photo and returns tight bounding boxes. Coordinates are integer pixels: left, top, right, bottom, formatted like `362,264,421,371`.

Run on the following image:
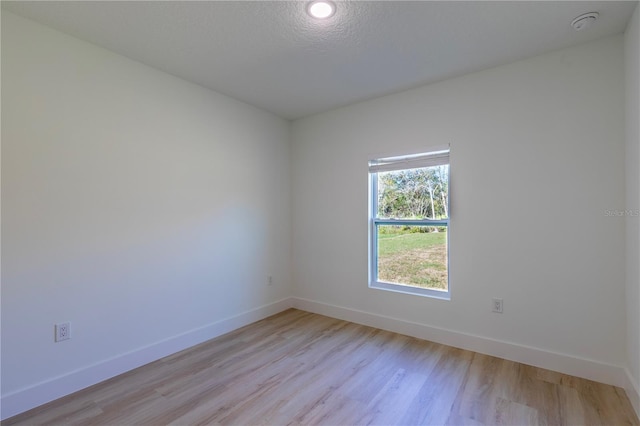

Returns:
376,165,449,220
377,225,448,291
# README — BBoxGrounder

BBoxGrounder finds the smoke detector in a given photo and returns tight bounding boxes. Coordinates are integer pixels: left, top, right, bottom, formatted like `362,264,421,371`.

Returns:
571,12,599,31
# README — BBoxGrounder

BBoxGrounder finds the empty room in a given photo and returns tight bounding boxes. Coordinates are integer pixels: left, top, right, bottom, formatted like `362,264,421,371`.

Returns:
1,0,639,424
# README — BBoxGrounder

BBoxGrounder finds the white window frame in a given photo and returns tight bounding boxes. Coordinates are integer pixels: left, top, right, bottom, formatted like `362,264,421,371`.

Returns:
368,147,450,300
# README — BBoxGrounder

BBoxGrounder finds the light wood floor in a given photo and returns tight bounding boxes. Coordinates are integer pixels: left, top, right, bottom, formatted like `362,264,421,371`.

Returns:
4,309,638,426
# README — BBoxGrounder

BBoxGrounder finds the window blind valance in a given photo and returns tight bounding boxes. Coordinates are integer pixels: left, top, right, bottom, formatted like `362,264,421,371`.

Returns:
368,148,449,173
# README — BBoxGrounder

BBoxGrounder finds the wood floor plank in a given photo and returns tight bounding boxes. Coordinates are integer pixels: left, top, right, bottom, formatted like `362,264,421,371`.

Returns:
454,352,504,423
362,369,427,425
4,309,639,426
492,397,539,425
6,399,102,426
557,384,587,426
399,346,474,426
512,365,562,426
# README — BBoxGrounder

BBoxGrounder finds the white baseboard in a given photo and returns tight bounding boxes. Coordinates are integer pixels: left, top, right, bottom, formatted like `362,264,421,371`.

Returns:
0,298,293,421
624,367,640,419
291,297,629,390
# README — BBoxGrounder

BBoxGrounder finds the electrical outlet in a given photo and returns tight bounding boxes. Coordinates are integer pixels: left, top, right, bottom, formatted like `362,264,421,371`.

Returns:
492,298,503,313
55,322,71,342
267,275,273,286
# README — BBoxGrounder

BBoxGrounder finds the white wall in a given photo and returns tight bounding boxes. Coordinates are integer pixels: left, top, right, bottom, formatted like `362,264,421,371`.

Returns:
292,36,627,378
625,3,640,415
1,10,291,417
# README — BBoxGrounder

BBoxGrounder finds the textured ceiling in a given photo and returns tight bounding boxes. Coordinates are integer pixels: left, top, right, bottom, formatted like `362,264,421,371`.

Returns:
3,1,638,119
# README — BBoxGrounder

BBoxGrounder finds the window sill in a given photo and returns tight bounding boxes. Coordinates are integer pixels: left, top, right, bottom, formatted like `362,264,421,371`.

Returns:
369,280,450,301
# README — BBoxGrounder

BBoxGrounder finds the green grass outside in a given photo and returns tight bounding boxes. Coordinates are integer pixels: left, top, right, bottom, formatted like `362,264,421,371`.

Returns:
377,228,448,290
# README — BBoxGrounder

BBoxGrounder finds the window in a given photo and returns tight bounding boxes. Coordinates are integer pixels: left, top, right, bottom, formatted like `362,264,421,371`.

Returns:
369,147,450,299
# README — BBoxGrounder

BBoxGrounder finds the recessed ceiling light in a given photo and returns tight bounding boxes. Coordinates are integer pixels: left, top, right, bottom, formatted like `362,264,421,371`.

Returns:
571,12,599,31
307,1,336,19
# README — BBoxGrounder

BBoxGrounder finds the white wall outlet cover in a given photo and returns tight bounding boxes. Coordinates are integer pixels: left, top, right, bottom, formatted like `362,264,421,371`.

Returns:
55,322,71,342
492,298,504,313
